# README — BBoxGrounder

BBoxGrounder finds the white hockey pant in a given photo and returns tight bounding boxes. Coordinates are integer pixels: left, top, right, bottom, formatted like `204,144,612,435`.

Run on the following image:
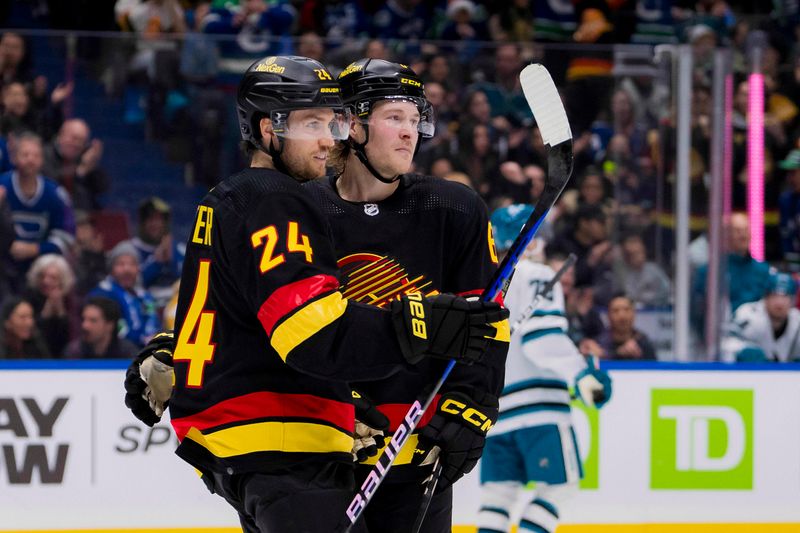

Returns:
477,480,578,533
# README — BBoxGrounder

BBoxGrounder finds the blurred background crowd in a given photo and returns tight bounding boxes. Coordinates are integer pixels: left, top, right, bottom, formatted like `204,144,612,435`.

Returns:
0,0,798,362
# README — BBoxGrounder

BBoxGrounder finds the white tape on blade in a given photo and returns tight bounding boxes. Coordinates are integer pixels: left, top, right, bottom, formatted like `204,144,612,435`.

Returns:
520,64,572,147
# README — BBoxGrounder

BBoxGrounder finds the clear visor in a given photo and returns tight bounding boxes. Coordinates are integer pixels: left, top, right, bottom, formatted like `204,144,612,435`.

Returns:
357,97,436,138
270,108,351,141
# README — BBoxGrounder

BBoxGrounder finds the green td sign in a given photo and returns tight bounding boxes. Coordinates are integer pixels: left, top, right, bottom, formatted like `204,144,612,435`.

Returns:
651,389,753,490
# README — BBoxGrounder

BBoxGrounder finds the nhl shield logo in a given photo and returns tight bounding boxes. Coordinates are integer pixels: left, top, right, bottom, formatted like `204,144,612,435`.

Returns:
364,203,379,216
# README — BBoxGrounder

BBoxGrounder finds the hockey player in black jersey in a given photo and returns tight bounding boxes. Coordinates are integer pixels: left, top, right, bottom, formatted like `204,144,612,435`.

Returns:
304,58,510,532
123,55,507,533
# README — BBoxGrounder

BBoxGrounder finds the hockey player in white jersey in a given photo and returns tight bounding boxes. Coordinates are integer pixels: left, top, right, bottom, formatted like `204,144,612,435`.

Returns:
721,272,800,362
477,204,612,533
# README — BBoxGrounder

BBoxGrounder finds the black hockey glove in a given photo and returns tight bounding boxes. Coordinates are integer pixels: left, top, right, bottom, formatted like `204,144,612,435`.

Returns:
411,390,499,490
124,331,175,427
351,389,390,462
391,293,509,365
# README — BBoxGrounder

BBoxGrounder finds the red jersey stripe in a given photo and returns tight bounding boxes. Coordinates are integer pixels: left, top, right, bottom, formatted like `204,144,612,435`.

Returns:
377,395,441,432
171,391,355,440
257,274,340,335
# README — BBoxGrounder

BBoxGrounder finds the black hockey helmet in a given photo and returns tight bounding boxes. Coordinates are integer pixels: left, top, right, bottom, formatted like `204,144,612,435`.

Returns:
338,58,434,138
237,55,347,147
336,59,435,183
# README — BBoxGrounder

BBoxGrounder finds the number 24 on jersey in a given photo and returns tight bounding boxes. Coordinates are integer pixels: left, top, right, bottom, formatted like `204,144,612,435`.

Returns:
174,221,315,387
251,221,313,273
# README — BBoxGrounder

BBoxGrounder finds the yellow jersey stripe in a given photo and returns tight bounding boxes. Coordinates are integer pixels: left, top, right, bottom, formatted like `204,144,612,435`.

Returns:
360,433,420,466
270,291,348,361
184,420,353,457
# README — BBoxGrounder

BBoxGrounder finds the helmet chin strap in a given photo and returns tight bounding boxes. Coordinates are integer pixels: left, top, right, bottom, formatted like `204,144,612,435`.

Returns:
348,125,401,184
264,135,293,178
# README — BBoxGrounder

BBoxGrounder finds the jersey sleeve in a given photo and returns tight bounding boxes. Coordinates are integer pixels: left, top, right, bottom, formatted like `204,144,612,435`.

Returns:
240,190,407,381
39,187,74,255
440,192,508,398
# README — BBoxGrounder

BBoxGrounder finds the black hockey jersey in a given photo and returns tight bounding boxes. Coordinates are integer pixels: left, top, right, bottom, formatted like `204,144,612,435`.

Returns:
305,174,508,473
168,168,411,475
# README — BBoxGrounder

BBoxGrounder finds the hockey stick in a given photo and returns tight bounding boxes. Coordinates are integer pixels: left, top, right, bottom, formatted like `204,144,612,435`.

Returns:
411,456,441,533
509,252,578,334
412,253,576,533
338,64,573,533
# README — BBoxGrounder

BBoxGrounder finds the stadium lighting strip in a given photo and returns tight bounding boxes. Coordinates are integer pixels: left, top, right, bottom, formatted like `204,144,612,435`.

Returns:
747,72,765,261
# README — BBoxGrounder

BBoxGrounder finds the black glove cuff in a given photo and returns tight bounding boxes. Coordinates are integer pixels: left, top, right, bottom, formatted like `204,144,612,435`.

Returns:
390,296,426,364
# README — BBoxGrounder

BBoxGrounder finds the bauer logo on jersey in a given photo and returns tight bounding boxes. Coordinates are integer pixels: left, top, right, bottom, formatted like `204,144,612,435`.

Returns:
363,203,379,216
651,389,753,490
337,253,436,308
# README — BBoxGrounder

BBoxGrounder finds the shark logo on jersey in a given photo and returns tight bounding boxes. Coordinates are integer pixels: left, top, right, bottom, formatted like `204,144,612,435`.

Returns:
364,203,379,216
337,252,436,308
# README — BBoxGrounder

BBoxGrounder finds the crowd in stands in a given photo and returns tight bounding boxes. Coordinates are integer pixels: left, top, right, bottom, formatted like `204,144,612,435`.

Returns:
0,0,799,362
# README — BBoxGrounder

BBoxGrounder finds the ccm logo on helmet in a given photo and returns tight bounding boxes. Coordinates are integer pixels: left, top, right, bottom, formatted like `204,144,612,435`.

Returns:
406,293,427,340
400,77,422,87
441,399,493,433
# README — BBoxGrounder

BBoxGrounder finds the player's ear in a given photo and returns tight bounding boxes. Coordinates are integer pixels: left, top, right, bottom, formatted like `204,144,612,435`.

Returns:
259,117,274,142
350,118,364,142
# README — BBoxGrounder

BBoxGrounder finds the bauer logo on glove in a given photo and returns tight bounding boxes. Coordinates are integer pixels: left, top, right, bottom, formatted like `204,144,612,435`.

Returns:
391,292,509,365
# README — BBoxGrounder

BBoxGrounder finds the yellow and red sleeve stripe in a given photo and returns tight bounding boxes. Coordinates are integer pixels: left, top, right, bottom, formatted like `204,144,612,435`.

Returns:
257,274,348,361
171,391,355,440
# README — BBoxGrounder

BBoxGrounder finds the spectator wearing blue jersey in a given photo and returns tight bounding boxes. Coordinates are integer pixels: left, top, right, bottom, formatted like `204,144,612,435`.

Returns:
89,241,160,348
201,0,296,78
372,0,434,41
0,186,13,300
123,196,184,307
1,132,74,291
297,0,371,43
0,136,12,173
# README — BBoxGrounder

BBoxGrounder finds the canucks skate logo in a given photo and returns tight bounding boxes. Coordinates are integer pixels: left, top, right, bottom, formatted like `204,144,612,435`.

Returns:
337,253,436,307
363,203,379,216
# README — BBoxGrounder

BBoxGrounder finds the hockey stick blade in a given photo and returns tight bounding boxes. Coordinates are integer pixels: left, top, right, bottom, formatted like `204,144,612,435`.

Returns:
337,64,573,533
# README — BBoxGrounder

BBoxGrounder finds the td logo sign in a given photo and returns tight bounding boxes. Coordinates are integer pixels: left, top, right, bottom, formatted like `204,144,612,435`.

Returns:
651,389,753,490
